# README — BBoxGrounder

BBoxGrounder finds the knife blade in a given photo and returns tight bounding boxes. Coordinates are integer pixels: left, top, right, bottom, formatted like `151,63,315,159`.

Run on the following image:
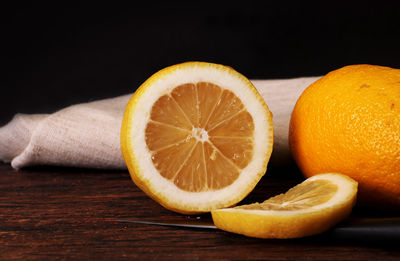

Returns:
117,218,218,229
117,217,400,242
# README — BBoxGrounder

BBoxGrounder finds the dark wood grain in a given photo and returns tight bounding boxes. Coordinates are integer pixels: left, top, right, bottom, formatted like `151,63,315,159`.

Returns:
0,163,399,260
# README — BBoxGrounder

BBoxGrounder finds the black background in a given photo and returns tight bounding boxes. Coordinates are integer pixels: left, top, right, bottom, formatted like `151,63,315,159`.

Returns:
2,2,400,125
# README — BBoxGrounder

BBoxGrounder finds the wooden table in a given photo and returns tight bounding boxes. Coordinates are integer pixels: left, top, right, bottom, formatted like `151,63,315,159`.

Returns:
1,163,399,260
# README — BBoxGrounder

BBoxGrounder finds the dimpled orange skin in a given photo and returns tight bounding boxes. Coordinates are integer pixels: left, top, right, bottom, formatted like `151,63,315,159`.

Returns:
289,64,400,208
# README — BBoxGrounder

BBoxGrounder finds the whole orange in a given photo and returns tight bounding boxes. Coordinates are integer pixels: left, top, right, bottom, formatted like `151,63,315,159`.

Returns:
289,64,400,208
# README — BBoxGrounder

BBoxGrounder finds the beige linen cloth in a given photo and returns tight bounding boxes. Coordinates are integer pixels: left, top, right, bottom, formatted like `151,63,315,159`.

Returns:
0,77,319,170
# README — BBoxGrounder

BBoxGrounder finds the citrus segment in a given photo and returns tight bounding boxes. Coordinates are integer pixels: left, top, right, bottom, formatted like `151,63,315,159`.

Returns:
145,122,191,151
209,137,253,169
203,141,240,189
173,141,207,192
120,62,273,214
150,136,196,180
150,95,192,130
197,82,223,127
170,83,199,127
208,110,254,137
211,173,358,239
206,89,244,130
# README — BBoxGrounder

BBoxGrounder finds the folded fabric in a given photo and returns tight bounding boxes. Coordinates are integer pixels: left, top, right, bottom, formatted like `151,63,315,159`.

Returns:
0,77,319,170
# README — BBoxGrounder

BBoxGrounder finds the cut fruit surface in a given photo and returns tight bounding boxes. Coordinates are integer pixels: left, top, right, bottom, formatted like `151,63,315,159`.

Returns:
211,173,358,238
121,62,273,214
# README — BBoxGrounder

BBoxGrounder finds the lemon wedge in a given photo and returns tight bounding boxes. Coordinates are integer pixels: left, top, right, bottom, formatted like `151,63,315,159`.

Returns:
211,173,358,238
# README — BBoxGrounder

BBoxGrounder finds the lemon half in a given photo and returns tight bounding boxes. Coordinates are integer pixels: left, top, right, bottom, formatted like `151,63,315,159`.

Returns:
121,62,273,214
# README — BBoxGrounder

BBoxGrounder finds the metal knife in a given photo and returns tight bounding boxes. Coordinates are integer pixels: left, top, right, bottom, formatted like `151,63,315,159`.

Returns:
117,217,400,242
